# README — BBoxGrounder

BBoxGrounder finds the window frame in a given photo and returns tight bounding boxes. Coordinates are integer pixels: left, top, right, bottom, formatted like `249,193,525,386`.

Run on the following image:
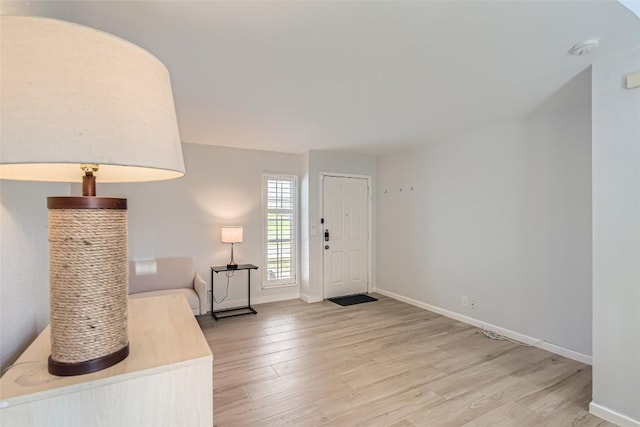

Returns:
262,173,298,289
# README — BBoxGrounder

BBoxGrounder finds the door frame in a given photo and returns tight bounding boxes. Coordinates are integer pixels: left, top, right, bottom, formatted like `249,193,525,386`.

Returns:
320,172,373,299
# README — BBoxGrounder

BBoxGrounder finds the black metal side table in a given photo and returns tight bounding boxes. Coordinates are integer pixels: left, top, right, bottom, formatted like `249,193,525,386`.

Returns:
211,264,258,320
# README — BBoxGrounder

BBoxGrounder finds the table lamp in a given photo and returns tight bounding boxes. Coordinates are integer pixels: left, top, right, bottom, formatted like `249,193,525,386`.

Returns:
221,226,243,269
0,16,185,376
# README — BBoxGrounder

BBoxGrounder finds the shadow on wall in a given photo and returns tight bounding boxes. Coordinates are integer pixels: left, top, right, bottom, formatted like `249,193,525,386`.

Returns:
0,181,69,371
528,67,592,117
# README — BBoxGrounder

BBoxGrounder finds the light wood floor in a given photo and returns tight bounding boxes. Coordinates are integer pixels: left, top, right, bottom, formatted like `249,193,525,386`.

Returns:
198,294,615,427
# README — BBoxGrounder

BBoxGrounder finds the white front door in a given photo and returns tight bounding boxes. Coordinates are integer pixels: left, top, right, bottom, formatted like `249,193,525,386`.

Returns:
322,176,369,298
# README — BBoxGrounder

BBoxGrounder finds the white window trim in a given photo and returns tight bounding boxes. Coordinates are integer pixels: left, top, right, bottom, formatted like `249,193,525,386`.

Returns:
262,173,298,289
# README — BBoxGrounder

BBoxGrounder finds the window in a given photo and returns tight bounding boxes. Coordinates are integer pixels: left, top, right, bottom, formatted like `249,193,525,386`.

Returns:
263,174,297,288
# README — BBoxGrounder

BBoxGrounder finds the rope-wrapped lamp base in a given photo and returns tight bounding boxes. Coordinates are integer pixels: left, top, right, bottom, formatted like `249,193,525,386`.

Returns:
48,196,129,376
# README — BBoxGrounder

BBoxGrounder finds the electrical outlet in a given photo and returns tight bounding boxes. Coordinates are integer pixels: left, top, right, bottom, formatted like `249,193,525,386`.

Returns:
461,296,468,307
471,299,476,309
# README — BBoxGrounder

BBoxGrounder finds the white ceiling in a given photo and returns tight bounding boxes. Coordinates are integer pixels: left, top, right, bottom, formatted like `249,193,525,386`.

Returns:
1,1,639,154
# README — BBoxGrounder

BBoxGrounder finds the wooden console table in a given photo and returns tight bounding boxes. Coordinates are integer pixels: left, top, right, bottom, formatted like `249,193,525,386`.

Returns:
0,295,213,427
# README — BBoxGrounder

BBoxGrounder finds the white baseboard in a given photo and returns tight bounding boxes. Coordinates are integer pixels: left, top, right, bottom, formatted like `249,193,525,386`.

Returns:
299,293,323,303
212,291,299,311
590,402,640,427
375,288,592,365
299,293,312,303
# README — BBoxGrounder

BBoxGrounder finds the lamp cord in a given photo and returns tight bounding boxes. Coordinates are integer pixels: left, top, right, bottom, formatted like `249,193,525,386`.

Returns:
212,270,234,304
481,329,542,347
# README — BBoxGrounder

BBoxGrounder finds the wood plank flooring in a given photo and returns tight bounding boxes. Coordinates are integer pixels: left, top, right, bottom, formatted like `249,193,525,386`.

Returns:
198,294,615,427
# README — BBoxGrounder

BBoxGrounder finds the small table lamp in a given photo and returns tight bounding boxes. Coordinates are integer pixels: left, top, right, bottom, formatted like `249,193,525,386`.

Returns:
0,16,185,376
221,226,243,269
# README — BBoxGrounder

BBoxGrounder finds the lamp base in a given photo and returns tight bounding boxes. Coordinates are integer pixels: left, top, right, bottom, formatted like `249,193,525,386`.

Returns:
47,196,129,376
48,343,130,376
227,263,238,270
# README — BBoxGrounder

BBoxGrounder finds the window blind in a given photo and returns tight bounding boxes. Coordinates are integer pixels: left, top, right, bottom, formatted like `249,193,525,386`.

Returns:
264,175,296,287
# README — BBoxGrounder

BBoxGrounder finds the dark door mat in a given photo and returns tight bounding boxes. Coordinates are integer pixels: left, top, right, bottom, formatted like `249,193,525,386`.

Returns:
328,294,378,306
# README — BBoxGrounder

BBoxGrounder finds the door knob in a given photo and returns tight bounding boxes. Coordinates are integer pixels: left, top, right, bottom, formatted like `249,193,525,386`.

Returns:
325,245,330,250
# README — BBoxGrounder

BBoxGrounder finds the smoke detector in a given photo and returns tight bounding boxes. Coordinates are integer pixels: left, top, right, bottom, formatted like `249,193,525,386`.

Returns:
570,39,599,56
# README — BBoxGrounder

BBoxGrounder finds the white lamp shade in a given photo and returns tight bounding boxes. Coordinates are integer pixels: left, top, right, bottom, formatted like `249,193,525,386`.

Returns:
0,16,185,182
221,226,243,243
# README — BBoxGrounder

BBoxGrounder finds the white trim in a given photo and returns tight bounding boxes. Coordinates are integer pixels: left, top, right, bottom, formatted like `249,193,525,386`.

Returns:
211,291,300,311
299,293,311,303
262,282,298,289
320,173,373,299
589,402,640,427
299,293,322,303
262,173,299,289
376,288,592,365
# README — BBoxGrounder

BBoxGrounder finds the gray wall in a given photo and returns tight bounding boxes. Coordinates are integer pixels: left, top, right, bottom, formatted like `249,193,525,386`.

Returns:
591,47,640,424
376,69,593,356
0,180,69,371
94,143,304,311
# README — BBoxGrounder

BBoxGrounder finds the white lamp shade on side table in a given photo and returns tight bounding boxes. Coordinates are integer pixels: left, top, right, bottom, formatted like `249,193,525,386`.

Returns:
221,226,244,243
221,226,243,268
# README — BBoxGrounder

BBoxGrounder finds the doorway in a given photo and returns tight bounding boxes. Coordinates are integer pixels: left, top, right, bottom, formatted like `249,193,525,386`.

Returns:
321,174,370,299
